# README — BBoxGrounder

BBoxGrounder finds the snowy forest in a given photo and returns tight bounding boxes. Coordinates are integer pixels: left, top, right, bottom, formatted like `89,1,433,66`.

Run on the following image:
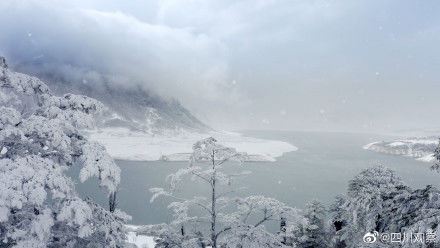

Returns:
1,1,440,248
2,55,440,247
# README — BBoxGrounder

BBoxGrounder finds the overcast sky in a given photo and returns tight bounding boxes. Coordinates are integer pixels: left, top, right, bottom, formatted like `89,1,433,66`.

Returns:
0,0,439,133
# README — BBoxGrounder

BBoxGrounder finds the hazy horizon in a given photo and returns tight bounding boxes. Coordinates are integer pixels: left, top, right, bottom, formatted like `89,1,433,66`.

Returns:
1,0,439,134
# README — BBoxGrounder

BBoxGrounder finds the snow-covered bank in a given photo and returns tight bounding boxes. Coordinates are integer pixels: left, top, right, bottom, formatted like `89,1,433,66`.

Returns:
363,137,438,162
126,225,156,248
86,128,297,162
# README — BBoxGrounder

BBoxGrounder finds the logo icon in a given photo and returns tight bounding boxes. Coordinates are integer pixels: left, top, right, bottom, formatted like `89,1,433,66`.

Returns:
363,231,379,243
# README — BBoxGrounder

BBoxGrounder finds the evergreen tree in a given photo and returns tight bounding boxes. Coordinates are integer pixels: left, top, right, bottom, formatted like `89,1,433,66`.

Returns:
330,166,440,248
292,200,327,248
0,56,129,247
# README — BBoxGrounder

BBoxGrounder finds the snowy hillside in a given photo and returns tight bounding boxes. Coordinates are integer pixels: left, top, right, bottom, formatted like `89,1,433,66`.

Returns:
14,66,210,133
363,137,438,162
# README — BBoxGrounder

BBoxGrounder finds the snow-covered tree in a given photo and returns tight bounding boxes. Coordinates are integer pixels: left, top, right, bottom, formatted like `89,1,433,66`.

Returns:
292,200,327,248
329,166,440,248
431,138,440,173
329,166,408,247
147,137,300,248
328,194,347,248
0,56,129,247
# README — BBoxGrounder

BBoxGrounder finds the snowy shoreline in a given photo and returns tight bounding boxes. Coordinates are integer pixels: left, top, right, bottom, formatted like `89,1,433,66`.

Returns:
126,225,156,248
363,137,438,162
86,128,297,162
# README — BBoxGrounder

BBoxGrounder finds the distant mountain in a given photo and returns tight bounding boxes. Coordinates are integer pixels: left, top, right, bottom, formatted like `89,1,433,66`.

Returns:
11,66,210,134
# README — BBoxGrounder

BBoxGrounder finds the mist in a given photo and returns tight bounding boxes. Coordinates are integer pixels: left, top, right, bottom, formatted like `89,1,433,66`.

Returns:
1,0,439,133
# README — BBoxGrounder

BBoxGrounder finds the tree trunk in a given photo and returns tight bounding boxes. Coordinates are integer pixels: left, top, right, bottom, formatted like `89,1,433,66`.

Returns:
109,191,116,213
211,150,217,248
280,217,287,245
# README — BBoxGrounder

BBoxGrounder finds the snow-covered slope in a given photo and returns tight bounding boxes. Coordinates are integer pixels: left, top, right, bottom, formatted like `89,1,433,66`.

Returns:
87,128,297,162
13,67,210,133
363,137,438,162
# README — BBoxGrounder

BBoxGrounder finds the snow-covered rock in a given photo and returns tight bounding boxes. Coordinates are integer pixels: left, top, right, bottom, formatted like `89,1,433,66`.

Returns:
363,137,438,162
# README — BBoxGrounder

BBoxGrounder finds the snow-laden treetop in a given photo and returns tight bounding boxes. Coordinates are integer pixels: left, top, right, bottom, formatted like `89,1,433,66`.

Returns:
190,137,248,164
0,56,127,247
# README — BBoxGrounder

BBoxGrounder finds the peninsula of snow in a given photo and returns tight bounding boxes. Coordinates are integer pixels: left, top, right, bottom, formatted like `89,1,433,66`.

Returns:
87,128,297,162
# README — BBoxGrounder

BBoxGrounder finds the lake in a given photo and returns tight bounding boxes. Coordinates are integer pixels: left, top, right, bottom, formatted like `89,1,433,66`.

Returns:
72,130,440,227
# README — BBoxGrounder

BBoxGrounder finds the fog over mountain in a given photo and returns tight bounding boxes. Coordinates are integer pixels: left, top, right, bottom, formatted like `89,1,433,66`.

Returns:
1,0,439,133
31,71,210,132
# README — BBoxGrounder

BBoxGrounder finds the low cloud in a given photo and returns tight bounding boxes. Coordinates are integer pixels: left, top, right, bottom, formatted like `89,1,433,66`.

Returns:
1,0,439,132
0,1,244,115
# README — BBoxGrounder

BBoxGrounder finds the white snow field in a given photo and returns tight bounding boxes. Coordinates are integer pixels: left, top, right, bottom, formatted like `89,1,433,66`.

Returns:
86,128,297,162
363,137,438,162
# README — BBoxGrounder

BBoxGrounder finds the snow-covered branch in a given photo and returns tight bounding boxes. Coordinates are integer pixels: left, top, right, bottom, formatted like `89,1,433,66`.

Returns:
0,56,128,247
